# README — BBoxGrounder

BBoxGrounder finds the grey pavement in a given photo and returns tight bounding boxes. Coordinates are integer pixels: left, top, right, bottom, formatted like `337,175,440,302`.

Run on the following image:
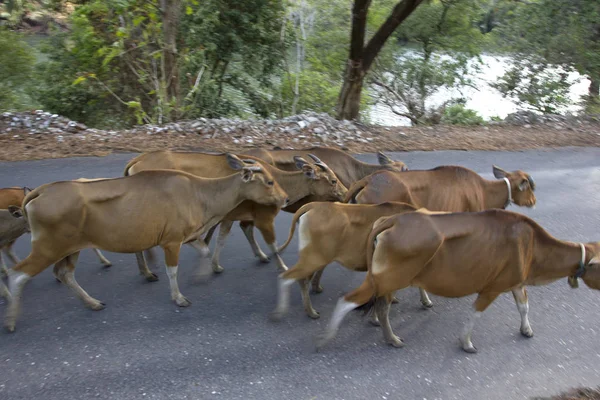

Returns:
1,147,600,400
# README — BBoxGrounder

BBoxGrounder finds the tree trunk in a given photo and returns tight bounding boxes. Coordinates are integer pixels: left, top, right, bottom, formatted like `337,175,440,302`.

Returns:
337,62,365,120
161,0,182,119
589,78,599,97
336,0,425,121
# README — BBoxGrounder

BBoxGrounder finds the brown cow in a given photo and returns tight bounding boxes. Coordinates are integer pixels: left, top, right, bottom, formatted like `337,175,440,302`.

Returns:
4,155,288,332
244,146,408,189
270,201,419,320
316,209,600,353
0,185,113,270
0,207,29,292
124,150,346,275
337,165,536,308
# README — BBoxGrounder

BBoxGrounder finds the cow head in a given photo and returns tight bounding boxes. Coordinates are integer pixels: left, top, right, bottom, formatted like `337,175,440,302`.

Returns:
294,154,348,201
492,165,536,208
579,243,600,290
226,153,289,208
377,151,409,172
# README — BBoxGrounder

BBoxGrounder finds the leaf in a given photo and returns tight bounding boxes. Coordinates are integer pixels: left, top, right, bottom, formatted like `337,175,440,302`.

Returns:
186,6,193,15
72,76,87,85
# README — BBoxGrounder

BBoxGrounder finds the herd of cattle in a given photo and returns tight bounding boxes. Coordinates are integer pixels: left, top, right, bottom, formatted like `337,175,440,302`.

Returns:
1,146,599,354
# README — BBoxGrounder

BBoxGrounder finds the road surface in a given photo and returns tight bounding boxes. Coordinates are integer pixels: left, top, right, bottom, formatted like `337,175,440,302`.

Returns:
1,147,600,400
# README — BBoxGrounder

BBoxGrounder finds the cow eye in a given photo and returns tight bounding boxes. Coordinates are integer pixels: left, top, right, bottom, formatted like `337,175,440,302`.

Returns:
332,180,337,185
267,181,274,186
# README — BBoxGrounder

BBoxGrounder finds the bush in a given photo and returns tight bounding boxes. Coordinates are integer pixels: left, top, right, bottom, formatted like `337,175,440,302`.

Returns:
441,103,484,125
0,29,37,111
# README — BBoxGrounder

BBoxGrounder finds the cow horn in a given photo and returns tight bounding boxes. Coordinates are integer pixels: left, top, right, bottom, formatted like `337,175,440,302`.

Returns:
527,176,535,190
307,153,329,171
244,166,263,172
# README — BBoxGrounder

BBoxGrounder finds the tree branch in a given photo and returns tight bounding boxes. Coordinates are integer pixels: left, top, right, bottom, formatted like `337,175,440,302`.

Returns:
363,0,425,71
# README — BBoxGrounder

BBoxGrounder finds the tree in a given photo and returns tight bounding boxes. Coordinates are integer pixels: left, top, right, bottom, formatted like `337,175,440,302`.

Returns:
0,29,36,110
494,0,600,110
336,0,425,121
370,0,486,125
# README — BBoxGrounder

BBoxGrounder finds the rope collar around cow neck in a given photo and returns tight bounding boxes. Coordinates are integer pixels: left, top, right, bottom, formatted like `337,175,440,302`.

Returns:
568,243,588,288
503,177,512,208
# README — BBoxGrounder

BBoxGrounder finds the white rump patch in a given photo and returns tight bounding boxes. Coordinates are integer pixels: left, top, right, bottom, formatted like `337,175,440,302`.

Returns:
298,214,310,252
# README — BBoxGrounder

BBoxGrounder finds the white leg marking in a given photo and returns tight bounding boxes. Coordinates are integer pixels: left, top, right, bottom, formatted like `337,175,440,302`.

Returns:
517,301,533,337
419,288,433,308
271,277,295,319
166,265,191,307
298,214,310,252
316,297,359,348
460,310,482,353
268,242,288,271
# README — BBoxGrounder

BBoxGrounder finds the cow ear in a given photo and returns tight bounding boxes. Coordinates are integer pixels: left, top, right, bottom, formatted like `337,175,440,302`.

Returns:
8,206,23,218
241,168,255,182
302,164,318,179
493,165,509,179
24,187,32,195
294,156,309,170
226,153,246,170
588,256,600,266
377,151,393,165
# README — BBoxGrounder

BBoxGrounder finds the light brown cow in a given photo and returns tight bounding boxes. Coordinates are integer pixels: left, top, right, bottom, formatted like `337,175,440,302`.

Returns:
340,165,537,308
0,185,113,270
244,146,408,189
316,209,600,353
124,150,346,275
4,155,288,332
0,207,29,293
270,201,419,320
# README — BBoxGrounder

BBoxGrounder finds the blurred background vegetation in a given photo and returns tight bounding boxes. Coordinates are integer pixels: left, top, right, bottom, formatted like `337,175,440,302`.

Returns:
0,0,598,128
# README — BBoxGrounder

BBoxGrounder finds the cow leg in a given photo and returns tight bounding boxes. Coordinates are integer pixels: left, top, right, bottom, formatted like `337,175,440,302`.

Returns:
310,268,325,293
203,223,217,247
375,294,404,347
162,243,190,307
188,240,212,282
316,278,375,350
54,252,105,311
460,292,500,353
271,251,326,320
254,219,288,272
0,250,7,276
5,250,57,332
135,251,158,282
4,240,20,264
210,220,233,273
92,248,112,267
419,288,433,308
239,221,270,263
512,287,533,338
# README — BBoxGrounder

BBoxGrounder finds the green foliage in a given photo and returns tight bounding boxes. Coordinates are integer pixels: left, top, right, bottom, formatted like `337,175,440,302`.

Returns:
493,0,600,110
491,60,574,114
441,102,484,125
372,0,486,125
0,29,38,111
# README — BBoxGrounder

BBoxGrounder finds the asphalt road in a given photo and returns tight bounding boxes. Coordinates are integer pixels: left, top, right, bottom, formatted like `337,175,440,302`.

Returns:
1,147,600,400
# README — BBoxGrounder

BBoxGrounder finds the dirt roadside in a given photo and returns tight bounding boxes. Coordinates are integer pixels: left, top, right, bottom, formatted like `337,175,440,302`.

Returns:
1,123,600,162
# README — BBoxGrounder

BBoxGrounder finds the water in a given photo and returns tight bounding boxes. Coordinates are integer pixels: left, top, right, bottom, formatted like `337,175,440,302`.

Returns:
367,54,590,126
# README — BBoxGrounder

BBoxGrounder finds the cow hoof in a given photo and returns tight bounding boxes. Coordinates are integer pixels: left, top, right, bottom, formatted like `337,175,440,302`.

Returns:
258,255,271,263
369,316,381,326
212,264,224,274
306,310,320,319
422,301,433,309
145,273,159,282
462,344,478,354
89,301,106,311
521,327,534,338
55,277,62,284
175,296,191,307
314,332,335,351
391,297,400,304
311,285,324,294
102,262,113,268
388,336,405,348
269,309,286,322
4,323,15,333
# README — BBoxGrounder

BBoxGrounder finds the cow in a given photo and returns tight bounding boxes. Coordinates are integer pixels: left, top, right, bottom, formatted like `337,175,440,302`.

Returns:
270,201,420,320
337,165,537,309
0,185,113,270
124,150,346,275
316,209,600,353
244,146,408,189
3,154,288,332
0,207,29,295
